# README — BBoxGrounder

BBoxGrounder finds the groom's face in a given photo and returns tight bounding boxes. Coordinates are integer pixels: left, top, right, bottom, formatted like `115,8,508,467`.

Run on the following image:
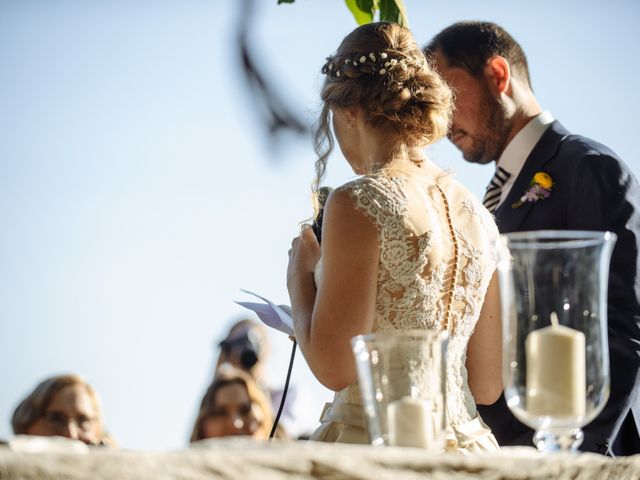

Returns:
432,52,509,164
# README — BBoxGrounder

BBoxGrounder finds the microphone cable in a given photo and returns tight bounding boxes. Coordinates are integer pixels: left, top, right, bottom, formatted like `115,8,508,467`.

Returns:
269,339,297,439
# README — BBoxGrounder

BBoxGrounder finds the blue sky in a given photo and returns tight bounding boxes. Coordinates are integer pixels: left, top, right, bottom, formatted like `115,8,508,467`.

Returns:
1,0,638,450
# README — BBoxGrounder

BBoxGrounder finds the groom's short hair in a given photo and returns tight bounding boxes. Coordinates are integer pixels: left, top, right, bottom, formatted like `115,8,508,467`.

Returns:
425,21,533,90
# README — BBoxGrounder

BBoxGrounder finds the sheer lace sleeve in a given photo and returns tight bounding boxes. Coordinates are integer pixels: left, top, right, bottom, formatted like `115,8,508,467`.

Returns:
341,175,406,234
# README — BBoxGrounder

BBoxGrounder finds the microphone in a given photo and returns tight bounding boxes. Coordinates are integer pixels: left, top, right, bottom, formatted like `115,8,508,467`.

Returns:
311,186,333,244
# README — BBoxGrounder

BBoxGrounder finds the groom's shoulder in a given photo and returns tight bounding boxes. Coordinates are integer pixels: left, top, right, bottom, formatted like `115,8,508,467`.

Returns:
561,132,620,161
553,130,638,193
545,120,616,159
546,123,625,173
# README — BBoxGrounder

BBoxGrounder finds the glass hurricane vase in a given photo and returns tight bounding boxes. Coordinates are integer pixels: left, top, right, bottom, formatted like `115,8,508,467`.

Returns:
498,230,616,452
351,330,448,450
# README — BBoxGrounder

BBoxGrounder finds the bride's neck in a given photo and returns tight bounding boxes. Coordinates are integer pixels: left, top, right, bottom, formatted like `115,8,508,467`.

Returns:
355,125,426,174
365,145,427,174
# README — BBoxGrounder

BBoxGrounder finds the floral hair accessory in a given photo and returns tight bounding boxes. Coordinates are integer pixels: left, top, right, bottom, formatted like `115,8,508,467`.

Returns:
512,172,554,208
321,51,424,78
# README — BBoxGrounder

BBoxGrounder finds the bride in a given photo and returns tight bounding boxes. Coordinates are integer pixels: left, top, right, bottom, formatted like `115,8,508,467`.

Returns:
286,22,502,453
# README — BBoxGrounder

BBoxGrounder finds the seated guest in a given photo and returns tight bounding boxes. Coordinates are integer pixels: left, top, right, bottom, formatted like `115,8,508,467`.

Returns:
190,366,277,442
216,318,306,438
11,374,114,446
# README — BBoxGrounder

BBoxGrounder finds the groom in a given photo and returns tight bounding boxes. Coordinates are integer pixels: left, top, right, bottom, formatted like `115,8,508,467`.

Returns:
426,21,640,455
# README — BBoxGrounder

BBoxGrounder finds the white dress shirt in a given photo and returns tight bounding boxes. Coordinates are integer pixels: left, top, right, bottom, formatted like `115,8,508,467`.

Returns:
497,111,554,205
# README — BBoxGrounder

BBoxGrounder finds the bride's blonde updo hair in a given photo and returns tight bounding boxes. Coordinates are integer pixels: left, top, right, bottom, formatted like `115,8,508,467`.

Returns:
313,22,452,192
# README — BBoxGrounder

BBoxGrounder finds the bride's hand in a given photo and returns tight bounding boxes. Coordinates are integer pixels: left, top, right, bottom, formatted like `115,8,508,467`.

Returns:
287,224,320,290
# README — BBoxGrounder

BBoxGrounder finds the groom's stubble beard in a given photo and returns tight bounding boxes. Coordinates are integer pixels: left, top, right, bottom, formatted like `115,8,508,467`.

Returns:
462,82,512,165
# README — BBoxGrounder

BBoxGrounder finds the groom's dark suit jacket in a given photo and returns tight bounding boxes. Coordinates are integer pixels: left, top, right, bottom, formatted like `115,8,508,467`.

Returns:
477,120,640,455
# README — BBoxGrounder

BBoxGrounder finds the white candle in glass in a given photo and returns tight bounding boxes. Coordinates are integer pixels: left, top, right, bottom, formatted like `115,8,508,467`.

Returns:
525,312,586,417
387,397,434,448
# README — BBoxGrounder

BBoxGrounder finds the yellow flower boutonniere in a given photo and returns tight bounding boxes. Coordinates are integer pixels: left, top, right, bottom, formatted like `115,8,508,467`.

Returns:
512,172,554,208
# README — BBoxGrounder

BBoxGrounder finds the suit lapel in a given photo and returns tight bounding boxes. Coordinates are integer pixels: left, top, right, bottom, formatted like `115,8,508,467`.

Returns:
495,121,570,233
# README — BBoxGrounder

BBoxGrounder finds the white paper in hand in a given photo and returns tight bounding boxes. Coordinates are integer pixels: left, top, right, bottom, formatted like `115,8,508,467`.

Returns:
235,289,294,336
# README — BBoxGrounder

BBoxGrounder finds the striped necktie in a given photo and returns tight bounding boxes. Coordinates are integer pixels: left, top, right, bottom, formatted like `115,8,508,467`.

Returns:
483,166,511,214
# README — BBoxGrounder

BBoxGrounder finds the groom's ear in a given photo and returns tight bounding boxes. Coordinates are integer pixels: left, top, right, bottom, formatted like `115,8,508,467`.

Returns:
483,56,510,96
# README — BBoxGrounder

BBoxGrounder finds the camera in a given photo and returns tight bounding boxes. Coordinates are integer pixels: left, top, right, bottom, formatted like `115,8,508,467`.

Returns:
219,329,262,370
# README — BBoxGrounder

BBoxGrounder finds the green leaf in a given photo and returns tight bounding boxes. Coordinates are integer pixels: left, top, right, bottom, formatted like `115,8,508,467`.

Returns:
379,0,409,27
345,0,373,25
356,0,375,14
277,0,295,4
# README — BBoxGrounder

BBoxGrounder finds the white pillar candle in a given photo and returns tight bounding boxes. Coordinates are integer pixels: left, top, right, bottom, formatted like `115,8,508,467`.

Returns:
525,312,586,417
387,397,434,448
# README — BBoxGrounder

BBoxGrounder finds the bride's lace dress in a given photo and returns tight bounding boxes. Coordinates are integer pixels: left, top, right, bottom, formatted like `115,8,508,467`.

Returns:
311,171,500,453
